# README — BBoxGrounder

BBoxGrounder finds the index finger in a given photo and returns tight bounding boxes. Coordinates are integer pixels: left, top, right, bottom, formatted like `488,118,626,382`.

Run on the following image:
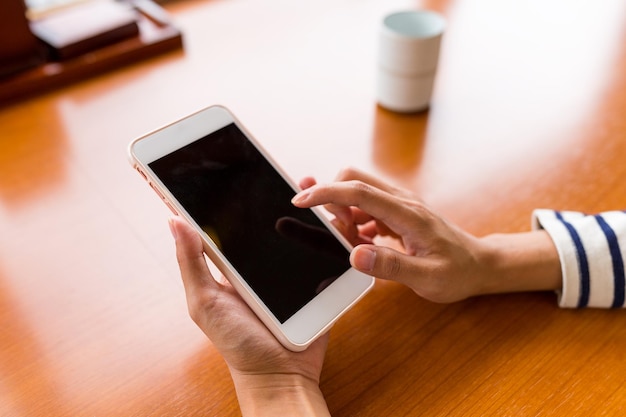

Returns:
334,167,418,201
291,181,428,234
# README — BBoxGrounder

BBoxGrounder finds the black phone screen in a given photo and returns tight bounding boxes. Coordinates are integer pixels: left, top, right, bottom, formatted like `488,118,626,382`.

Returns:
149,123,351,323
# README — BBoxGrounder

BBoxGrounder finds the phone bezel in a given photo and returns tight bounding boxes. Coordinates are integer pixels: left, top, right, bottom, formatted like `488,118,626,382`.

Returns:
128,105,374,351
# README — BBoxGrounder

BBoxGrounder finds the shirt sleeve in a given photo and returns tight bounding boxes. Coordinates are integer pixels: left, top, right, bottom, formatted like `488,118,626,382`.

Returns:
532,209,626,308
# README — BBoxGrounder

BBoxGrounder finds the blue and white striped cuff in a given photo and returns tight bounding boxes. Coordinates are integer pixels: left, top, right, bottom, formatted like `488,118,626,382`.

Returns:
532,209,626,309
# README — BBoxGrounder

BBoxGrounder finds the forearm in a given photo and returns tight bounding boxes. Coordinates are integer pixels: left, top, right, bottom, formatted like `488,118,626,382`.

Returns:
232,373,331,417
478,230,562,295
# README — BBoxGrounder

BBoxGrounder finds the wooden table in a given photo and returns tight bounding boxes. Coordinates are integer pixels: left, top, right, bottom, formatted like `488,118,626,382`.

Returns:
1,0,625,415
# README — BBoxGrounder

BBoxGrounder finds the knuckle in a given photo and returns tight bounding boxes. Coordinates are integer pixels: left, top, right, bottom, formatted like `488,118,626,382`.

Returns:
336,166,359,181
389,256,403,278
405,199,427,215
348,180,374,199
379,250,403,279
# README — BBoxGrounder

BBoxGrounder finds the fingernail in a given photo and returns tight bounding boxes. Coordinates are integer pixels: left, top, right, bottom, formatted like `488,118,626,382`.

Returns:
352,246,376,272
291,190,309,205
168,217,178,240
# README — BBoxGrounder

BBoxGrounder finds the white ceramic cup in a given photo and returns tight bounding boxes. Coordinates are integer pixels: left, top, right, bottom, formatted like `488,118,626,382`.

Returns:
376,10,445,113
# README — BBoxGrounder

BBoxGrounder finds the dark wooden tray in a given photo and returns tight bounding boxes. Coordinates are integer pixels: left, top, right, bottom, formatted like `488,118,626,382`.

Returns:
0,1,183,105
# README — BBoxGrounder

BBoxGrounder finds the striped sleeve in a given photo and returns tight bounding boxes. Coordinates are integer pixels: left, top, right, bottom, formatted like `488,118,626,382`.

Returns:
532,209,626,308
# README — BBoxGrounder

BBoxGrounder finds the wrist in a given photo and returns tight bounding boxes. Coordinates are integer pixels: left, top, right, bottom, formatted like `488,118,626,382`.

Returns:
477,230,562,296
231,372,330,417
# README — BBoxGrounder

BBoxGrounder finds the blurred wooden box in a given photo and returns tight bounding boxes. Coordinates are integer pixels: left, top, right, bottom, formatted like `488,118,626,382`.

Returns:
0,0,46,78
29,0,140,60
0,0,183,105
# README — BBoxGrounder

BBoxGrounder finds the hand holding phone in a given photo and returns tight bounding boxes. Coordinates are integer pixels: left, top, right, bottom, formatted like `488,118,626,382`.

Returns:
128,105,374,351
170,216,332,415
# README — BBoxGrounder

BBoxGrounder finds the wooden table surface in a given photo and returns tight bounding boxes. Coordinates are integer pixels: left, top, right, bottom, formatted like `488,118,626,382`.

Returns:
1,0,625,415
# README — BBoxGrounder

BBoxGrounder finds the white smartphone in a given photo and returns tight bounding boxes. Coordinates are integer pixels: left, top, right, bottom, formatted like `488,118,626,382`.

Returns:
128,105,374,351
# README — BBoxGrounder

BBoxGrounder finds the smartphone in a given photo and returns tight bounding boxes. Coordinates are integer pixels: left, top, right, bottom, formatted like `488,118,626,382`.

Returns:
128,105,374,351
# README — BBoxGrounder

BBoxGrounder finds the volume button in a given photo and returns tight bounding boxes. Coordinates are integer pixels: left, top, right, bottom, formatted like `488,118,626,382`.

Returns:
148,182,178,214
149,182,166,200
136,167,148,180
165,202,179,215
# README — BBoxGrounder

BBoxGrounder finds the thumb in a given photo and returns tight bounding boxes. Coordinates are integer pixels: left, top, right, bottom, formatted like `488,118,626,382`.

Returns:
169,217,217,293
350,244,414,285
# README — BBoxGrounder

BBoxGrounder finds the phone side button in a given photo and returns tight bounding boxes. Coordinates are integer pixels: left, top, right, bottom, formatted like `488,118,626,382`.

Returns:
136,167,148,181
165,201,179,215
149,182,166,200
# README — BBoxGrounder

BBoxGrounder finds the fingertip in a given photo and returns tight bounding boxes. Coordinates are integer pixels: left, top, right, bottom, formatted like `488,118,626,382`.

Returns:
350,245,377,273
168,217,179,241
291,189,311,206
169,216,195,242
299,176,317,190
169,217,203,255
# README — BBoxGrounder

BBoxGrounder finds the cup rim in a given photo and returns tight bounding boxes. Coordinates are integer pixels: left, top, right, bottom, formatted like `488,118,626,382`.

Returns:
382,10,446,40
